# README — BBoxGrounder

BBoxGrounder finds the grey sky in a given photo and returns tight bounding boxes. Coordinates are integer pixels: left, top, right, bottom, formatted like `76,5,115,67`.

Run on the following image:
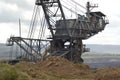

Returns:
0,0,120,45
1,0,33,10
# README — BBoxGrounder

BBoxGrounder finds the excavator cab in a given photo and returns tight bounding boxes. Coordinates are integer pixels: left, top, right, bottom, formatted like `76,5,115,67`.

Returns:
89,11,108,31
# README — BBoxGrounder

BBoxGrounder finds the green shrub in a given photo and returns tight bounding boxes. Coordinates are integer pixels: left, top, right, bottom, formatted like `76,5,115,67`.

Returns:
0,63,18,80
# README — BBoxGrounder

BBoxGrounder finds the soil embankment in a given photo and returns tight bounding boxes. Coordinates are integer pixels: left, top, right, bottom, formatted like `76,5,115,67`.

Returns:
0,56,120,80
14,56,120,80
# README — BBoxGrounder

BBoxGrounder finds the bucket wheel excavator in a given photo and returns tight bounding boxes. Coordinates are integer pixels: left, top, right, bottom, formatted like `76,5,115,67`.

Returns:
7,0,108,63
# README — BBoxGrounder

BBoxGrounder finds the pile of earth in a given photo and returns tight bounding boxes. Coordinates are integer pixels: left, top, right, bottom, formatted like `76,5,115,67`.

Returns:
14,56,120,80
15,56,92,80
95,67,120,80
36,56,91,77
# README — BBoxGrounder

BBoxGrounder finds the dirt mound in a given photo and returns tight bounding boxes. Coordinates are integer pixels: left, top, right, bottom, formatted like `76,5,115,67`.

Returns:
15,56,120,80
37,56,89,69
15,56,91,79
36,56,90,78
95,67,120,80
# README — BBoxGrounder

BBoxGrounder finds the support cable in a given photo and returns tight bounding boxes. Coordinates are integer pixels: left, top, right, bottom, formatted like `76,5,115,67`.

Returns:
30,6,39,38
38,17,44,39
61,0,85,14
71,0,86,9
62,4,78,15
28,6,39,38
28,5,37,38
30,6,38,38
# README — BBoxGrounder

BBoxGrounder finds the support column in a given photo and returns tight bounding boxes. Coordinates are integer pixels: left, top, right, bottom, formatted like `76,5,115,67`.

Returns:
73,39,83,63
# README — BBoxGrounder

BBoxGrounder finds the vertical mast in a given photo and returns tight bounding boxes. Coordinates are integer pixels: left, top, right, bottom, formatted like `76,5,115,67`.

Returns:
86,2,98,21
19,19,21,37
86,2,90,20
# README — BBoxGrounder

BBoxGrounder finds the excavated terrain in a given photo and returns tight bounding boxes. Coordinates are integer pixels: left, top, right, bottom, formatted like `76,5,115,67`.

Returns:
13,56,120,80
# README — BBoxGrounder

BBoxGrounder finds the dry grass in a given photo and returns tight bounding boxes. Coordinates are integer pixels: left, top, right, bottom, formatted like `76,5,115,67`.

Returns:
1,56,120,80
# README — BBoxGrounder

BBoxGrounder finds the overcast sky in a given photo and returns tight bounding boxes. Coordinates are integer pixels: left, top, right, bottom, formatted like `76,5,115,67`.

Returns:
0,0,120,45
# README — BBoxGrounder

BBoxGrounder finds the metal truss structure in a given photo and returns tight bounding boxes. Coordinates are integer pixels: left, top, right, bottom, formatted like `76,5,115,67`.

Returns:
7,0,108,63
